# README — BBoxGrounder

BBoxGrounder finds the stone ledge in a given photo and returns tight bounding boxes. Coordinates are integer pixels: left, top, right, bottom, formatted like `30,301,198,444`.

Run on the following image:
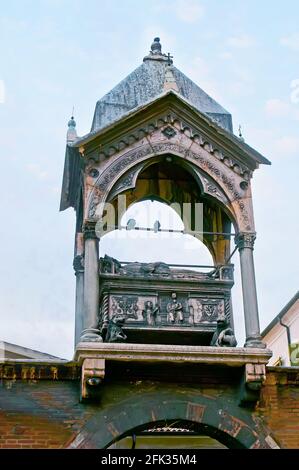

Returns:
74,342,272,367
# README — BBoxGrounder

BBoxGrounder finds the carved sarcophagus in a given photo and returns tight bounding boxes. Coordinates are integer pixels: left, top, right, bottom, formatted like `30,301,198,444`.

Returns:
99,256,234,346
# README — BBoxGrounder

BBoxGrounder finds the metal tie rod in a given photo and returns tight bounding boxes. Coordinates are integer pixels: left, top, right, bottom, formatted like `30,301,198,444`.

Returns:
102,224,235,237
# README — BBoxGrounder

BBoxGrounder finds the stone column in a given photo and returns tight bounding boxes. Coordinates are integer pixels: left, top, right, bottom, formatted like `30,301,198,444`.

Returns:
80,220,102,342
73,254,84,347
235,233,265,348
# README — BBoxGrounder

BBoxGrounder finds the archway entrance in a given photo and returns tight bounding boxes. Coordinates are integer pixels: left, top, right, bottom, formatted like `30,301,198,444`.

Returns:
68,389,271,449
108,419,229,449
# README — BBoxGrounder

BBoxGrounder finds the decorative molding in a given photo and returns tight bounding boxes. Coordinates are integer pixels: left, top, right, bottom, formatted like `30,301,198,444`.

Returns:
107,163,144,201
74,342,272,366
202,176,229,205
86,111,252,178
235,232,256,250
162,125,177,139
88,168,99,178
100,293,109,331
83,219,98,240
88,141,252,231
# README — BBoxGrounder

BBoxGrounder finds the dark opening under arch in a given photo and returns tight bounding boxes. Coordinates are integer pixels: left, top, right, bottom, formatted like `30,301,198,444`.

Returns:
106,157,234,265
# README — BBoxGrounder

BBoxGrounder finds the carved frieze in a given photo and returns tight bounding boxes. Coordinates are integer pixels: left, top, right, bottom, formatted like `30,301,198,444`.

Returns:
87,111,252,178
110,295,143,322
166,292,184,323
188,298,224,324
162,126,177,139
100,291,231,331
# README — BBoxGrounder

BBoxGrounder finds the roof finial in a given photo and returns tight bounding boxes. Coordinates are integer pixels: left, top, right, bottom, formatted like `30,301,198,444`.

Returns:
151,37,162,55
67,109,77,144
238,124,245,142
144,37,172,63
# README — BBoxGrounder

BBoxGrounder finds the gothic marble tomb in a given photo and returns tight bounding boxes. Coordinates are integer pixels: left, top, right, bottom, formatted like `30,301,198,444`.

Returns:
60,38,272,411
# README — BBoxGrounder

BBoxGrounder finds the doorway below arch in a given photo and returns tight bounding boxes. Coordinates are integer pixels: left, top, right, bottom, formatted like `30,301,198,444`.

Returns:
108,419,228,449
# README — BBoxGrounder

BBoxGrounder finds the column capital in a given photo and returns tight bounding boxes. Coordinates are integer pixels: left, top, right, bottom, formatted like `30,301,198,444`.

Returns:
235,232,256,250
73,254,84,274
83,219,98,240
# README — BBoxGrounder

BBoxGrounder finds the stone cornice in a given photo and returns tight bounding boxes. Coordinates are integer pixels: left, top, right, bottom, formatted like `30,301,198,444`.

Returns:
73,92,270,174
74,342,272,366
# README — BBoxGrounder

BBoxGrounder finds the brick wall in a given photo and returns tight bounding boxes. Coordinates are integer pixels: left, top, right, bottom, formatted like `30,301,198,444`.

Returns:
0,364,298,449
256,367,299,449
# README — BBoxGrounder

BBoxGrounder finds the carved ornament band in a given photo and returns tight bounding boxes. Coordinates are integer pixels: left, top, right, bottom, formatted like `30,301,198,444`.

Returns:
83,220,98,240
235,232,256,250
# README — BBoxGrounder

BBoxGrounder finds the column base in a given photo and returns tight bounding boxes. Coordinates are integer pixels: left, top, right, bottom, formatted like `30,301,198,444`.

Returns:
80,329,103,343
244,336,266,349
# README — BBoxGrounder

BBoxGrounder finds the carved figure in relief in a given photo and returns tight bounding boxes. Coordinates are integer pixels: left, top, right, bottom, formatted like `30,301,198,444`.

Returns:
111,296,139,320
143,300,159,326
210,313,237,347
105,314,127,343
167,292,184,323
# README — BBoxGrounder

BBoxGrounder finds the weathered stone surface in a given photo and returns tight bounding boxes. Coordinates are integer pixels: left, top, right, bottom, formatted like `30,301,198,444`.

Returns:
74,343,271,366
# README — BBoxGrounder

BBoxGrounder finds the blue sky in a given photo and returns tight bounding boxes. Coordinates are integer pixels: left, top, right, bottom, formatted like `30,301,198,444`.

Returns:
0,0,298,358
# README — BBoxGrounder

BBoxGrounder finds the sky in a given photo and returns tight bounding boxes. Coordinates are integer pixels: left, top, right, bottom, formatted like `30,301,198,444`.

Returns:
0,0,298,359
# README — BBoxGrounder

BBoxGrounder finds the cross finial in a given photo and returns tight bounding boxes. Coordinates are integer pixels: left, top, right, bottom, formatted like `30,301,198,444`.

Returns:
238,125,245,142
167,52,173,66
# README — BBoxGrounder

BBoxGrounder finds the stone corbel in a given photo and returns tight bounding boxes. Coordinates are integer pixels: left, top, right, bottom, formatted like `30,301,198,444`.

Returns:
80,358,105,402
239,363,266,407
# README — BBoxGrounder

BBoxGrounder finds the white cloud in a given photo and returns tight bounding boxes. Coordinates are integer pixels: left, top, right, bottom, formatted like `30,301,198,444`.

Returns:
227,34,255,48
26,163,48,180
175,0,205,23
280,32,299,51
265,98,290,117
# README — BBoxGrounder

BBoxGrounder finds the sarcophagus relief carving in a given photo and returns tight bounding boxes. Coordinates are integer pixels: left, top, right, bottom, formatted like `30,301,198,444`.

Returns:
99,257,234,346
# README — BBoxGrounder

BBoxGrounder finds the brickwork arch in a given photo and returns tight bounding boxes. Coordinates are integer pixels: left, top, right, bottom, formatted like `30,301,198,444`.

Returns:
68,390,274,449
